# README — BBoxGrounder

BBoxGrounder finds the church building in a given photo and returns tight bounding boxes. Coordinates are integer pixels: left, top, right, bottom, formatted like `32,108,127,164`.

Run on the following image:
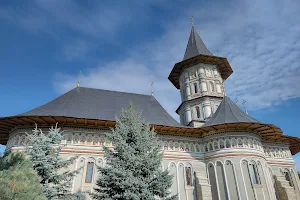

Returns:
1,23,300,200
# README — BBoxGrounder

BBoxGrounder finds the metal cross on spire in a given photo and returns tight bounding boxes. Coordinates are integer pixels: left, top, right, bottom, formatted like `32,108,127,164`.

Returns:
242,100,248,115
77,71,82,87
235,98,239,106
151,81,154,96
190,16,194,26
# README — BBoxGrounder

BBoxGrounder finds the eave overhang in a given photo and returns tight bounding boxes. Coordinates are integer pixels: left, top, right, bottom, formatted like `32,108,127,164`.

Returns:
1,116,299,155
168,54,233,89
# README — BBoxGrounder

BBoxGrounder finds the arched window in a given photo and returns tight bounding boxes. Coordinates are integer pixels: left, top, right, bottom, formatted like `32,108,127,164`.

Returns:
210,82,215,92
249,140,253,148
185,143,190,152
73,135,79,144
194,83,198,94
190,72,196,79
66,135,72,144
208,163,219,200
85,161,95,183
205,145,208,152
93,137,98,145
284,170,294,187
214,141,219,150
180,143,184,151
232,139,237,147
195,144,200,152
174,142,179,151
243,138,248,148
185,166,192,186
248,162,260,184
225,139,231,148
80,136,86,145
87,136,92,145
216,162,229,199
164,142,168,150
195,106,200,118
238,139,243,147
225,161,239,199
253,140,257,149
169,142,174,150
99,136,104,146
220,140,225,149
209,143,213,151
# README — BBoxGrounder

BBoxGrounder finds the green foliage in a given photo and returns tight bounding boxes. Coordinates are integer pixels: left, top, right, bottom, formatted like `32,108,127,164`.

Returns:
92,104,177,200
0,151,46,200
26,123,80,200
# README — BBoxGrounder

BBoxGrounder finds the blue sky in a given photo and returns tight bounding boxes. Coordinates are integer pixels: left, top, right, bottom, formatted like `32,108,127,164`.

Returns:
0,0,300,167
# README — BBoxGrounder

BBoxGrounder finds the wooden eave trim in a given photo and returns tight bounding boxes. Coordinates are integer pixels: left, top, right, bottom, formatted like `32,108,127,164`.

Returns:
1,116,300,155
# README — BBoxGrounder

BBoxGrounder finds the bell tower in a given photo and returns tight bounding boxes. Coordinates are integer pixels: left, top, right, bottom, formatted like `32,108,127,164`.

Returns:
168,22,233,127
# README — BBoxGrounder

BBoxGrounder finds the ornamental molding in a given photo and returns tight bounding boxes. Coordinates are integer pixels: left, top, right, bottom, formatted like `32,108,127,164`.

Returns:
205,152,266,160
262,142,290,148
158,134,201,142
202,130,260,140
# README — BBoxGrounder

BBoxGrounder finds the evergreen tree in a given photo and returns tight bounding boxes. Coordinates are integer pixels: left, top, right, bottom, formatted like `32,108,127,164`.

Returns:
26,123,80,200
0,151,46,200
93,104,177,200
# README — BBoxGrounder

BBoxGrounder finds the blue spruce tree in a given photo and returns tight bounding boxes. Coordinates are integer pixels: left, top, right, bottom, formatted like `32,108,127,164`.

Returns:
26,124,80,200
93,104,177,200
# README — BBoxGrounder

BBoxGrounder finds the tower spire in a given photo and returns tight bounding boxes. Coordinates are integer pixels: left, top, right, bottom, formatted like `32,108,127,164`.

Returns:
183,18,213,60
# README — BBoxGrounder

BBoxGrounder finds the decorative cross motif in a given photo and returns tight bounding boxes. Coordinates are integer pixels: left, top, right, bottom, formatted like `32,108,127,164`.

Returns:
190,16,194,26
235,98,239,106
151,81,154,96
77,71,82,87
242,100,248,114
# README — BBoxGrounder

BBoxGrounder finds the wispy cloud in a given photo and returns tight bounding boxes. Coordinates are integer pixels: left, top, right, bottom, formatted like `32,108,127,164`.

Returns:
62,39,90,61
53,0,300,121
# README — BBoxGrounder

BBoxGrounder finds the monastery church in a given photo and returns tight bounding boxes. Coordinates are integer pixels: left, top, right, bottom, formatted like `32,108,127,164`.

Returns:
1,23,300,200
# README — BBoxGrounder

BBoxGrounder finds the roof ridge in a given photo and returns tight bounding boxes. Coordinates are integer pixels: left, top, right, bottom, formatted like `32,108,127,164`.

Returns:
77,86,153,97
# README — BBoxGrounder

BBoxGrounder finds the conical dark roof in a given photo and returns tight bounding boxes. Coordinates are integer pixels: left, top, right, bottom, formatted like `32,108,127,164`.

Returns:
203,96,259,127
20,87,181,127
183,26,213,60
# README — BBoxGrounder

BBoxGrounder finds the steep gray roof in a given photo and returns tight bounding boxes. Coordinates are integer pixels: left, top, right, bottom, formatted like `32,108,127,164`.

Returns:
203,96,259,127
183,25,213,60
20,87,181,127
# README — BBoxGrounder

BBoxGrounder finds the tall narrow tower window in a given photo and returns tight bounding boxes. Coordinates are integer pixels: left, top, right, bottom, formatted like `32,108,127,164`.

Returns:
194,83,198,94
85,162,94,183
185,167,192,186
195,106,200,118
210,82,215,92
248,162,260,184
190,72,196,79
